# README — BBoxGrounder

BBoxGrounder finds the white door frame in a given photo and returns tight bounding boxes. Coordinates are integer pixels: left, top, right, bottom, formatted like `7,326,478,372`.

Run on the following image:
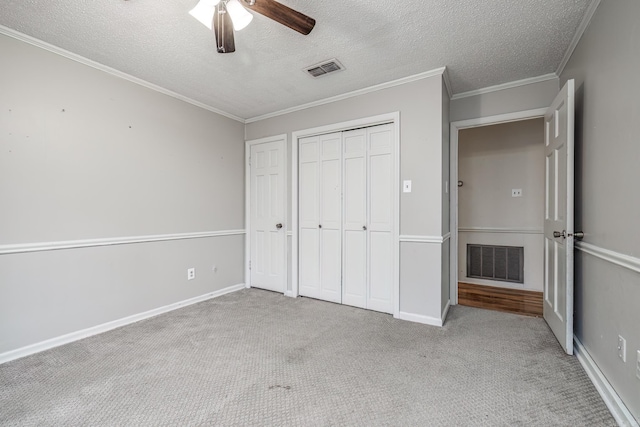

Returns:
449,108,547,304
291,112,401,317
245,134,288,293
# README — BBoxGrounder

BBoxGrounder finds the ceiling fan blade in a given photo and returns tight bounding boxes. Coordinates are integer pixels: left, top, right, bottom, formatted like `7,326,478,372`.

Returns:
213,4,236,53
244,0,315,35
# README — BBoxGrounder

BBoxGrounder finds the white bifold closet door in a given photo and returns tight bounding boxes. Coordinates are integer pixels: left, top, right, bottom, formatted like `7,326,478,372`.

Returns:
298,124,394,314
298,132,342,303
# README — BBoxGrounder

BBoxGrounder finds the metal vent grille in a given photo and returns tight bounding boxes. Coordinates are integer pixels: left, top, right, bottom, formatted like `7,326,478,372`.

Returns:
467,244,524,283
305,59,344,78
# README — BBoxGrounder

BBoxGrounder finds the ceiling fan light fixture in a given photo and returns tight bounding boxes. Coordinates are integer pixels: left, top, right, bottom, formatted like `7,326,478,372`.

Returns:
189,0,221,30
226,0,253,31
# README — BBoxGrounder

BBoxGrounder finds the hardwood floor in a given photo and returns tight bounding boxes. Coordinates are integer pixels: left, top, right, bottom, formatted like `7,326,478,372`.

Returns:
458,282,543,317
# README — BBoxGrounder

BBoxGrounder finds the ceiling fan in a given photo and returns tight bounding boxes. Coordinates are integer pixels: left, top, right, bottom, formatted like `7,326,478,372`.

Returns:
189,0,316,53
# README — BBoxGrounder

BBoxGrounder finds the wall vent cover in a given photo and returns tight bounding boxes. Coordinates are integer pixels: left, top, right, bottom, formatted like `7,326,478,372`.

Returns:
305,59,345,78
467,244,524,283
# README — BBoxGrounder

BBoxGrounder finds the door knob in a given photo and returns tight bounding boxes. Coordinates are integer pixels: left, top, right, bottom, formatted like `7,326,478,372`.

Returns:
553,230,566,239
569,231,585,239
318,224,322,229
276,223,283,229
362,225,367,230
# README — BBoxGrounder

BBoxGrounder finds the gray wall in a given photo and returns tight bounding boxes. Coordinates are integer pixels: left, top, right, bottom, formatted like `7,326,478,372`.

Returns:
458,119,544,291
560,0,640,420
450,78,558,122
0,34,246,354
246,75,449,321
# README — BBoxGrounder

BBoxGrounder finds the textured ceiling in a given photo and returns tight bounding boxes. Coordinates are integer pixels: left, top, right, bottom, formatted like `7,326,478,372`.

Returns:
0,0,590,120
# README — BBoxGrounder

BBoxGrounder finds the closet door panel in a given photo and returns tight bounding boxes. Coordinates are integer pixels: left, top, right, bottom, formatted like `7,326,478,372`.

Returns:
367,125,394,313
343,231,366,307
319,133,342,302
298,136,321,298
299,229,320,297
368,232,393,312
342,129,367,308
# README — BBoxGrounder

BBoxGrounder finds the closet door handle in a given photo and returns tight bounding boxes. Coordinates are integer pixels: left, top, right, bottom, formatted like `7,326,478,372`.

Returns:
319,224,322,229
362,225,367,230
276,223,283,229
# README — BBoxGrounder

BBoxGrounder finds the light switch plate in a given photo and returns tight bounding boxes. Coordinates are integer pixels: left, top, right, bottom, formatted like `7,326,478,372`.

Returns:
618,335,626,362
403,180,412,193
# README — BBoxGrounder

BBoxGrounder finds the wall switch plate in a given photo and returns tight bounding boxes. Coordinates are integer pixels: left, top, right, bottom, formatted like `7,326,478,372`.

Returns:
403,180,412,193
187,268,195,281
512,188,523,197
617,335,626,362
636,351,640,380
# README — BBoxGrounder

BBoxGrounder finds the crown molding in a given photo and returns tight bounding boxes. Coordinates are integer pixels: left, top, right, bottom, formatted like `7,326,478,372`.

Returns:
451,73,558,101
556,0,602,77
0,25,245,123
246,67,447,123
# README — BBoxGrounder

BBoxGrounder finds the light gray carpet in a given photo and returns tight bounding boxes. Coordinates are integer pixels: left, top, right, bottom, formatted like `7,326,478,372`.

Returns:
1,289,615,426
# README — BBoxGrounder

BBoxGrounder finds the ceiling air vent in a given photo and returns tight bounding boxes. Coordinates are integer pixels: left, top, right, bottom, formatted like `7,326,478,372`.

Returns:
305,59,345,78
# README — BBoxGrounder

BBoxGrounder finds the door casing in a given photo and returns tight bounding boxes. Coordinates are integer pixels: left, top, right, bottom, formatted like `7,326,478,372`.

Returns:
449,108,548,304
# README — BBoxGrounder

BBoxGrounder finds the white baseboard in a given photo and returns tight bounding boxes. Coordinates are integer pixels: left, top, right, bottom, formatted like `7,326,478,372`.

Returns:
398,311,443,327
574,338,639,427
284,290,297,298
0,283,246,365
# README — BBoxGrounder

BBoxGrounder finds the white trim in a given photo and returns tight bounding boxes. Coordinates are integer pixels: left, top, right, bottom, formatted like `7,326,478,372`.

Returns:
246,68,446,123
397,311,443,327
0,283,245,365
0,229,246,255
0,25,244,123
451,74,557,100
286,231,293,237
244,134,288,294
556,0,602,77
574,338,639,427
399,235,448,244
442,232,451,242
441,300,451,324
458,227,543,235
291,112,401,318
442,67,453,99
576,242,640,275
450,108,549,305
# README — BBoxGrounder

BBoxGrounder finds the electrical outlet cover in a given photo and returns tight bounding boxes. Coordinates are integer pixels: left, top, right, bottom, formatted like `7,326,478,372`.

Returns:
187,268,196,280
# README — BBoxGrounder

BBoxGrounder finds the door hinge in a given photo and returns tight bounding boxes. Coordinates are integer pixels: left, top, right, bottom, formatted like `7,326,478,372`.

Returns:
249,260,251,270
248,156,251,166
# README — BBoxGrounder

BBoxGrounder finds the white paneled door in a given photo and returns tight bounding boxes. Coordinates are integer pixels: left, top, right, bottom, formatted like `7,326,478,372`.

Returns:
298,124,395,314
298,133,342,303
365,125,394,313
543,79,575,355
250,139,285,293
342,129,367,309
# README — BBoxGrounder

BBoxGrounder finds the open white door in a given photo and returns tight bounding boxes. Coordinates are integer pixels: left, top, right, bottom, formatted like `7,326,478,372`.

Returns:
249,139,286,293
543,79,575,355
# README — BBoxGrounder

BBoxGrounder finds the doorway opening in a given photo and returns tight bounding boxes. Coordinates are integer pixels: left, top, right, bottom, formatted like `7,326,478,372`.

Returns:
456,118,545,317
